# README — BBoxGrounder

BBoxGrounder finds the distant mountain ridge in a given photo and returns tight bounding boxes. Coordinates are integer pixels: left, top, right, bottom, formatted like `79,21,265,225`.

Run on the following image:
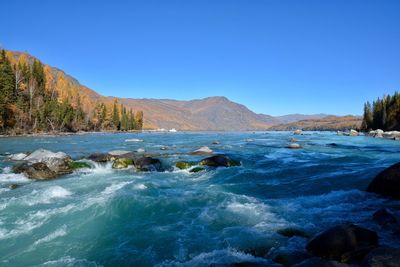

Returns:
6,50,357,131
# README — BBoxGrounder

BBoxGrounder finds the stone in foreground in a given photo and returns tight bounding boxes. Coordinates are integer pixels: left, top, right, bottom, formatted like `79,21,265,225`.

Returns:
306,224,378,263
366,162,400,199
200,155,240,167
134,157,162,172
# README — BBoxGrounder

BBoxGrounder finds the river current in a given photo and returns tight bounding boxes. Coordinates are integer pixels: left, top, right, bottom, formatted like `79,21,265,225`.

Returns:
0,131,399,266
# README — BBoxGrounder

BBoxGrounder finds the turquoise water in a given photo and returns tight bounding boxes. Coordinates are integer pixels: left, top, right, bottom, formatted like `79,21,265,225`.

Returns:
0,132,400,266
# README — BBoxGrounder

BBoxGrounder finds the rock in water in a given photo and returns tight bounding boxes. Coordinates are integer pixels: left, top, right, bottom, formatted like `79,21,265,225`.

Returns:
134,157,162,172
8,153,27,161
366,162,400,199
306,224,378,263
23,149,72,175
108,150,134,158
372,209,397,226
176,161,194,170
350,129,359,136
190,146,213,155
287,143,302,149
23,162,57,180
200,155,240,167
112,158,133,169
88,153,113,162
293,129,302,135
361,247,400,267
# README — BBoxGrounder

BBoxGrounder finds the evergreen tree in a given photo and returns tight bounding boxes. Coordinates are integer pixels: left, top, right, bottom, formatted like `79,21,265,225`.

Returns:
0,50,16,129
135,110,143,130
112,99,120,130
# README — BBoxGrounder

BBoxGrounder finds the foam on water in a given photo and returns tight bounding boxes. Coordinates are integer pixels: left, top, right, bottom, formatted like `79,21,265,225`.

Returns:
33,225,67,246
24,186,72,206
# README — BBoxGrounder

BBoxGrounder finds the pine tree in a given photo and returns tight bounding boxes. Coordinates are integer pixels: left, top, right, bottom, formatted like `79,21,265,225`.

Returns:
112,99,120,130
135,110,143,130
0,50,17,130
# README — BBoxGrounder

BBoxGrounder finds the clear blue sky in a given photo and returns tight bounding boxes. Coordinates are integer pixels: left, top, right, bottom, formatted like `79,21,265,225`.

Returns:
1,0,399,116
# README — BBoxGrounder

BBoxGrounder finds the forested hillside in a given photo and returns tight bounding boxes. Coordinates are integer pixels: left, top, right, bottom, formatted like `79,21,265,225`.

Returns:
0,50,143,134
361,92,400,131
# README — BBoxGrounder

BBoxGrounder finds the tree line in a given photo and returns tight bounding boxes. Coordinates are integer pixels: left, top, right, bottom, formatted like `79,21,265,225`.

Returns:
361,92,400,131
0,50,143,134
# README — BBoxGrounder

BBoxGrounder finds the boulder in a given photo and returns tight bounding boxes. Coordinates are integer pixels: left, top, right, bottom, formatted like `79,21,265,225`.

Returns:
292,257,349,267
361,247,400,267
134,157,162,172
112,158,133,169
8,184,21,190
372,209,397,226
176,161,195,170
349,129,358,136
108,150,134,158
190,146,213,155
212,141,220,145
293,130,302,135
374,129,384,138
286,143,302,149
23,149,72,175
383,131,400,140
269,250,311,267
88,153,113,162
200,155,240,168
366,162,400,199
23,162,57,180
306,224,378,263
8,153,27,161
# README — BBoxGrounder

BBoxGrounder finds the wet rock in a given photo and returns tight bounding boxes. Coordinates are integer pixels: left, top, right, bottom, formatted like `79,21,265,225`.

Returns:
293,130,302,135
372,208,397,226
8,184,21,190
306,224,378,263
8,153,27,161
24,149,72,175
361,247,400,267
212,141,220,145
112,158,133,169
24,162,57,180
292,257,349,267
327,143,338,147
189,167,205,173
88,153,112,162
191,146,213,155
134,157,162,172
286,143,302,149
366,162,400,199
349,129,359,136
200,155,240,167
69,161,92,170
108,150,134,158
277,228,310,238
176,161,195,170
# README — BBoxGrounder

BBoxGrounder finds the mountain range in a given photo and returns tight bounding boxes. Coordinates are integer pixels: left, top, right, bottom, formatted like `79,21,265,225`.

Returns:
7,50,361,131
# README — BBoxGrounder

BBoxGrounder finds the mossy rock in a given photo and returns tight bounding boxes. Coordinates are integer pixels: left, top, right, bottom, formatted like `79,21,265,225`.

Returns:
200,155,241,167
176,161,195,170
189,167,205,173
69,161,92,170
112,158,134,169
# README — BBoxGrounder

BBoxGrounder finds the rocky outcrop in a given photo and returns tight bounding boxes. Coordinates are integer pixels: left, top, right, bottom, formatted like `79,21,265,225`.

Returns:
199,155,240,168
366,162,400,199
24,149,72,175
18,162,57,180
134,157,162,172
306,224,378,263
112,158,133,169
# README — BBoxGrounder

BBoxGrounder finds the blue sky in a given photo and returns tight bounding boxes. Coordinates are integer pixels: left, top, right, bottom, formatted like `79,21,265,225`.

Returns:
1,0,399,116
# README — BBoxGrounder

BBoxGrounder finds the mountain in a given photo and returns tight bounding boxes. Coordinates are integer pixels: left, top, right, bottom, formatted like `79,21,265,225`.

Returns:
268,115,362,131
4,50,359,131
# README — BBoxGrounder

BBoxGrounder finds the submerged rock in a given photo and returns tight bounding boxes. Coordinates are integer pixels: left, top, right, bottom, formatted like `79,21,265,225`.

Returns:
277,228,310,238
366,162,400,199
189,166,205,173
200,155,240,167
286,143,302,149
212,141,220,145
23,162,57,180
134,157,162,172
361,247,400,267
306,224,378,263
191,146,213,155
8,184,21,190
372,209,397,226
112,158,133,169
270,250,311,267
69,161,92,170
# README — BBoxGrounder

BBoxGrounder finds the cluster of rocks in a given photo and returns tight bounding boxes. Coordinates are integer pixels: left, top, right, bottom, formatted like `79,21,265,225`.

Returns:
368,129,400,140
337,129,360,136
236,161,400,266
6,146,241,183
